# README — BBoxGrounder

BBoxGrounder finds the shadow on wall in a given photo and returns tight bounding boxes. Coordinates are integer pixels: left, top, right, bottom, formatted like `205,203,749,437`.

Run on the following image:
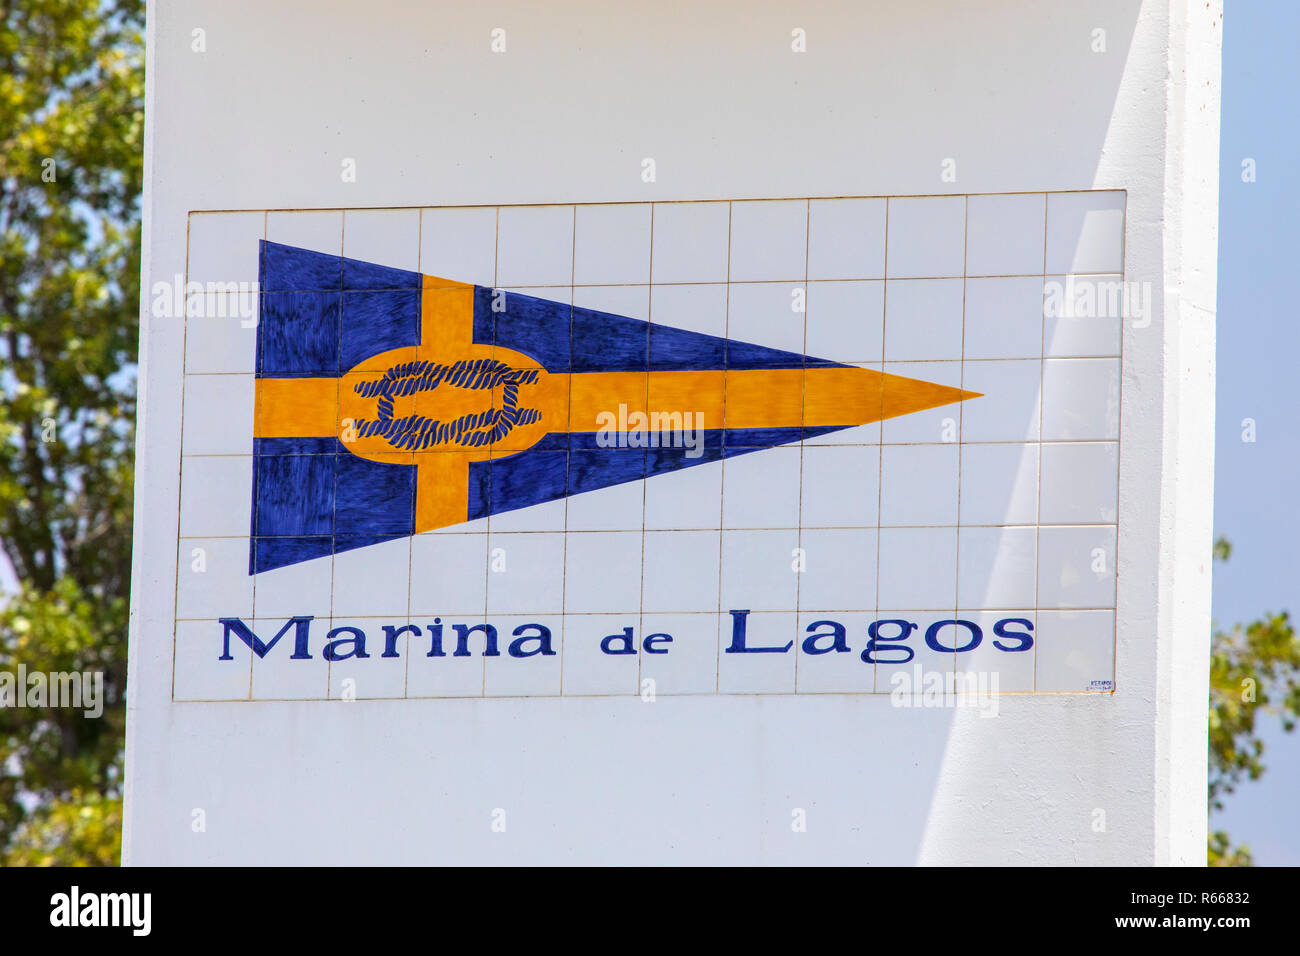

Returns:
912,0,1141,861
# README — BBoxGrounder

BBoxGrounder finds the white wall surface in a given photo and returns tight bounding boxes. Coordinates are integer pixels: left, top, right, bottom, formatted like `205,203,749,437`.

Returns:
125,0,1220,864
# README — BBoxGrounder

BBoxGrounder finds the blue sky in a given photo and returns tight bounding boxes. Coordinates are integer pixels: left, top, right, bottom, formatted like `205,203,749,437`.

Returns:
1210,0,1300,865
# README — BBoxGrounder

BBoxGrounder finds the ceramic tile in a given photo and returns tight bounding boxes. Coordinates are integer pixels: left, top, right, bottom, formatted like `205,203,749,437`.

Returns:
422,517,491,535
957,526,1037,609
266,210,343,258
483,615,563,696
800,444,880,528
327,617,412,699
650,201,731,283
562,613,641,696
807,198,886,280
797,527,877,611
249,615,330,699
496,205,574,286
717,611,797,693
952,610,1037,693
649,282,728,338
1036,525,1117,609
257,290,342,375
883,278,964,361
181,374,255,456
174,620,251,701
960,359,1041,443
187,211,264,287
719,529,800,612
563,531,643,613
642,530,722,613
1045,191,1125,275
726,281,806,357
722,445,802,528
965,193,1045,277
330,536,412,617
179,455,254,538
487,498,567,533
185,292,258,374
574,203,653,285
795,612,875,693
409,532,489,616
1040,358,1120,440
419,206,498,285
959,443,1039,526
876,527,957,609
250,452,336,541
332,454,413,536
728,199,807,282
643,460,723,530
639,613,720,695
252,549,334,620
343,208,420,273
564,479,645,532
404,616,486,697
880,444,959,526
1043,275,1124,357
176,538,254,620
493,283,566,306
870,610,958,695
803,419,882,447
486,532,566,615
1038,442,1119,524
963,276,1044,360
572,284,650,323
1034,610,1115,693
880,361,963,444
886,196,965,278
805,280,884,364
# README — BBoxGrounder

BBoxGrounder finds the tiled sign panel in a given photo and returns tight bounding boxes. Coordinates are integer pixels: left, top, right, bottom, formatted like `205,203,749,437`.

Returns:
174,192,1124,700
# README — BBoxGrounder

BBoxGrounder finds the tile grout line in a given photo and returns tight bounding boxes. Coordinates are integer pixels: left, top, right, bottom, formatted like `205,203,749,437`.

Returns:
324,211,347,702
714,201,733,695
794,198,811,693
871,199,890,692
637,204,656,699
1109,195,1128,690
403,209,425,699
559,204,577,698
953,194,968,683
184,520,1116,542
402,271,1122,289
246,212,269,698
174,604,1124,624
172,213,193,703
1034,193,1048,693
189,188,1126,217
188,352,1121,376
185,517,1117,540
479,205,501,699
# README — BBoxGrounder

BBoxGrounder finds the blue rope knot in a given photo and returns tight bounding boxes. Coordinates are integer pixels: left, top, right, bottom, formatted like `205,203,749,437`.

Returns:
352,358,541,449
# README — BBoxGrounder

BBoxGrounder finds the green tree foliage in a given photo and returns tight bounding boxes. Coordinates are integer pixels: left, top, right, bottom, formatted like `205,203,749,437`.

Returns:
1207,537,1300,866
0,0,144,864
